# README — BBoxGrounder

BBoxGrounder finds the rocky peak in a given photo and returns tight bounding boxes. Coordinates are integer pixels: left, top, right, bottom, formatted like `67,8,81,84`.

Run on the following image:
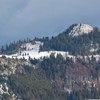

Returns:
68,23,93,37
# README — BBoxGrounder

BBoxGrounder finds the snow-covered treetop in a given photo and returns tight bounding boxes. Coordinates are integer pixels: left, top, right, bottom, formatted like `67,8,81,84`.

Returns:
69,24,93,37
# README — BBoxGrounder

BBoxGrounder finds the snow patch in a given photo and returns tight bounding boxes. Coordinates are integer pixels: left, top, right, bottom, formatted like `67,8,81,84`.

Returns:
0,83,9,95
20,41,43,52
90,48,98,52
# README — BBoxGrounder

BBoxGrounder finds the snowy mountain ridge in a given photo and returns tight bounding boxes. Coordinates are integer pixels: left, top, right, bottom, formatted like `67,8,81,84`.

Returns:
0,23,99,61
69,24,93,37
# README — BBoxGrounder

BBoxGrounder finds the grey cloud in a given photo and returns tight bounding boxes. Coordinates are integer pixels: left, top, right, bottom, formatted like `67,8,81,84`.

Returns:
0,0,100,46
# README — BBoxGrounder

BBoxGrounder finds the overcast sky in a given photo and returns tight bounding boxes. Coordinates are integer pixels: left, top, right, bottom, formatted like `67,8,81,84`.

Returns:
0,0,100,46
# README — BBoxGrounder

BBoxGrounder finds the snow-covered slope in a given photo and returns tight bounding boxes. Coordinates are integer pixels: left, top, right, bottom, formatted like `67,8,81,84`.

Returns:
69,24,93,37
1,40,100,62
1,41,71,60
21,41,42,51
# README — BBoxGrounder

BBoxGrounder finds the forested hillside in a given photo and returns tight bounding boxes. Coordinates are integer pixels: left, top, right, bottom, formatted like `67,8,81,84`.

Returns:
41,24,100,55
0,23,100,100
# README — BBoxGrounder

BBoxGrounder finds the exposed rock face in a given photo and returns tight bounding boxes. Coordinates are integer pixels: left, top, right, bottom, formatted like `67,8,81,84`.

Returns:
69,24,93,37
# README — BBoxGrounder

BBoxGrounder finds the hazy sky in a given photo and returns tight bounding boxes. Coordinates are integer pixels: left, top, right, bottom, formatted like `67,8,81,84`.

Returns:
0,0,100,46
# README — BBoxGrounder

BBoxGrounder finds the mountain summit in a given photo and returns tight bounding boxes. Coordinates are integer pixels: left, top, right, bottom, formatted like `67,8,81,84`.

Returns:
68,23,93,37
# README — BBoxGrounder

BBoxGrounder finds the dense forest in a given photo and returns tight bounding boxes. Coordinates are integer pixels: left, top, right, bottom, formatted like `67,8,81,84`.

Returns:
29,53,100,100
1,54,100,100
